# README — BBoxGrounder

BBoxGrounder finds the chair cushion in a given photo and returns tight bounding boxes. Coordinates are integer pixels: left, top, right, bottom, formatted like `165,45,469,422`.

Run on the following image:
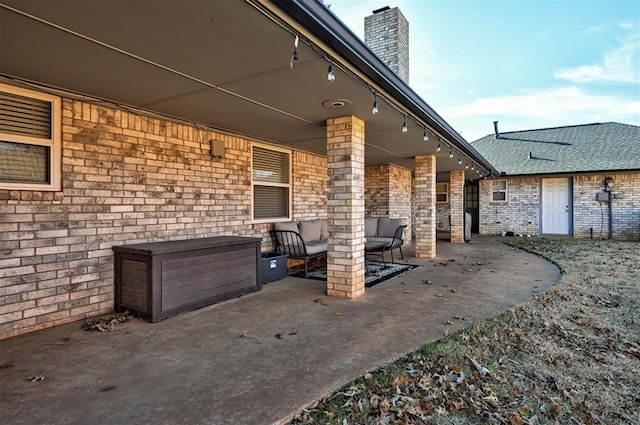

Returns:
377,218,403,237
366,236,393,247
304,240,328,255
365,217,379,237
319,219,329,240
299,220,322,242
274,221,299,233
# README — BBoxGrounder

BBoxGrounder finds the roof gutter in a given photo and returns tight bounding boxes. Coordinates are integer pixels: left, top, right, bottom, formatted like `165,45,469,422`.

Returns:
250,0,499,177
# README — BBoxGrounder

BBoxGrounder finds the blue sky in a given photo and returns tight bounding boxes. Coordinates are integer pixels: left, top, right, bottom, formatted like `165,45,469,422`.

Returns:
327,0,640,141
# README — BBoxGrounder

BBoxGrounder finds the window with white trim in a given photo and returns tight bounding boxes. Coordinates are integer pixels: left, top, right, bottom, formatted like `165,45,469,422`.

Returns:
436,182,448,203
0,84,61,191
492,180,508,202
252,144,291,221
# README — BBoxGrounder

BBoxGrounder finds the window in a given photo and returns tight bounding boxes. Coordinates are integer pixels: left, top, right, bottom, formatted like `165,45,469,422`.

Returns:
252,144,291,221
0,84,61,191
492,180,508,202
436,182,448,203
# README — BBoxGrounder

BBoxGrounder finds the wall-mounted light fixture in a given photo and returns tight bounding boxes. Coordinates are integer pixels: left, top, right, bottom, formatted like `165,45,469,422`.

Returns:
604,177,615,192
402,115,408,133
423,130,429,142
210,139,225,160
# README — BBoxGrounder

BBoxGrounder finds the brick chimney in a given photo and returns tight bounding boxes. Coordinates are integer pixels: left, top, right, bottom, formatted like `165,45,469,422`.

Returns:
364,6,410,83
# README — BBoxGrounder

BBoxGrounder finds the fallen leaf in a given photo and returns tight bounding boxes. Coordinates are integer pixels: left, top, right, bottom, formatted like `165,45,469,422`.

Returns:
275,333,284,339
450,399,465,413
507,412,526,425
288,330,299,336
404,290,414,294
450,288,456,293
467,355,490,376
27,374,46,382
82,312,132,332
100,385,117,392
549,404,563,416
335,312,343,317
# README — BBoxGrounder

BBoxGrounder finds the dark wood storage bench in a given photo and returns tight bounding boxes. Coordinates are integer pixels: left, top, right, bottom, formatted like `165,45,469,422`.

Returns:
113,236,261,322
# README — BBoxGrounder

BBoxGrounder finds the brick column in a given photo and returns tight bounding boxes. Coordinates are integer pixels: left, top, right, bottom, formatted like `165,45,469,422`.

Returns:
449,170,465,243
326,116,366,299
414,155,436,258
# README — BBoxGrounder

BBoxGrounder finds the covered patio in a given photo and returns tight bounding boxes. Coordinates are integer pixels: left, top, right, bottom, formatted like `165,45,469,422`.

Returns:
0,0,497,311
0,237,560,425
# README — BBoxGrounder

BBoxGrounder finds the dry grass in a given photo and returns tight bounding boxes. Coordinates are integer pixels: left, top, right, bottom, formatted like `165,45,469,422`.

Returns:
289,238,640,424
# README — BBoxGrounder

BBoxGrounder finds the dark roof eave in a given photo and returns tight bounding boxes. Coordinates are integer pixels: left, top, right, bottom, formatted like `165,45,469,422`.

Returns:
258,0,500,176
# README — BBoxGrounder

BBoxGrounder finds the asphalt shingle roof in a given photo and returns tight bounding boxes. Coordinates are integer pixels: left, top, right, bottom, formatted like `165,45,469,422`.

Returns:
471,122,640,176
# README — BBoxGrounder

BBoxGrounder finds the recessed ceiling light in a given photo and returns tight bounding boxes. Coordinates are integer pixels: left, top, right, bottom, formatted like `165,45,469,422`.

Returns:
322,99,352,109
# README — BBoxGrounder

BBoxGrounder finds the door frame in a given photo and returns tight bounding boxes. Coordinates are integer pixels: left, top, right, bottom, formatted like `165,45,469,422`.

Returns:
464,180,479,234
540,177,573,235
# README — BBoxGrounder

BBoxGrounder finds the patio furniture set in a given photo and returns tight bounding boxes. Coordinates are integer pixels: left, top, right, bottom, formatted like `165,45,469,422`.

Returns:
271,217,407,276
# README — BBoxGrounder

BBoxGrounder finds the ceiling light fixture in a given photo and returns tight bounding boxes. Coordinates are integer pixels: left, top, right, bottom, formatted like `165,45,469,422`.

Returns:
471,165,475,171
458,157,462,165
327,63,335,82
465,163,469,169
423,130,429,142
371,93,379,115
436,142,441,152
289,35,299,69
449,150,454,159
402,115,408,133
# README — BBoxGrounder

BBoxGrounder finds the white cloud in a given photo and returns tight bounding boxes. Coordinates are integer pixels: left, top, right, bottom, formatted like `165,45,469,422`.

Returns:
618,21,635,30
555,30,640,83
441,86,640,140
445,86,638,118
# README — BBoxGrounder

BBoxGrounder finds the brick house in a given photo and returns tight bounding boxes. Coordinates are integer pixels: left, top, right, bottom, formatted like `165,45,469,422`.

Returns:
0,1,496,338
472,122,640,240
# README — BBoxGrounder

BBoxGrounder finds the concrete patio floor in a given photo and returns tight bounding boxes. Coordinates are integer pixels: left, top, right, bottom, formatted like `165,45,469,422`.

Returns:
0,236,560,425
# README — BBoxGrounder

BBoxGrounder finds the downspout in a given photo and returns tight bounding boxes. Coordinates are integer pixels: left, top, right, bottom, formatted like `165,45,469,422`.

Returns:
608,191,613,239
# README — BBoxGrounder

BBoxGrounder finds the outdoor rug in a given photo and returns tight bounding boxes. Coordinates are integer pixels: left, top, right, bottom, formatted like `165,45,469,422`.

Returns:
292,261,418,288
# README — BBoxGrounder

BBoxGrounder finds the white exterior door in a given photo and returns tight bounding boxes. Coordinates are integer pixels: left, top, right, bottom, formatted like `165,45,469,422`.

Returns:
542,178,570,234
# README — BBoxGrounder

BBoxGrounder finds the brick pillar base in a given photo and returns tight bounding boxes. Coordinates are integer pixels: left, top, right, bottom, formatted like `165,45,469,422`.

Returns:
414,155,436,258
450,170,465,243
326,116,365,299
